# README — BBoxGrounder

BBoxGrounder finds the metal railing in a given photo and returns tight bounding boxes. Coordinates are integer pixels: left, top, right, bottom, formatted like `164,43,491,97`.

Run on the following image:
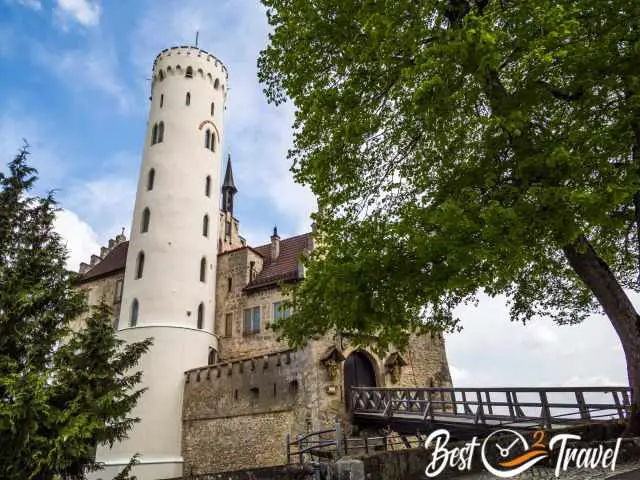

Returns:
350,386,632,428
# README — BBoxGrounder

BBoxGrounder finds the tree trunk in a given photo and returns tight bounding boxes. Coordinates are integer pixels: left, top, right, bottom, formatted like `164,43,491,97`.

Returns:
563,237,640,435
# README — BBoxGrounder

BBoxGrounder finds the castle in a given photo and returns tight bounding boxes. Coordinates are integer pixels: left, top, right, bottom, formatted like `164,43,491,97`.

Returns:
74,46,452,480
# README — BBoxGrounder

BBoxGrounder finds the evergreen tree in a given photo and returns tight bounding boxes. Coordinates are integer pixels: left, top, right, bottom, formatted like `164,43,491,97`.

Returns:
0,145,151,479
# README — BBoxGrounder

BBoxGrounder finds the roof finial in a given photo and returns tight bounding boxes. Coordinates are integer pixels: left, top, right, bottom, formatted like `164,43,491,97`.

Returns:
195,31,199,48
273,226,278,237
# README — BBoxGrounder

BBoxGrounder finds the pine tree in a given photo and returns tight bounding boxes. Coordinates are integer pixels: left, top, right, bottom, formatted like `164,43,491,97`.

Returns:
0,145,151,479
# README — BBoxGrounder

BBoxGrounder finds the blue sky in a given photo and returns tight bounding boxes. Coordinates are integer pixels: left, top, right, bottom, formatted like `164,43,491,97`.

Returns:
0,0,630,391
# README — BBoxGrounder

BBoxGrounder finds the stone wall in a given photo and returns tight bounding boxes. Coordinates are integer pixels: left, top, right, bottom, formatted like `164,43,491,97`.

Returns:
182,348,322,474
73,272,124,331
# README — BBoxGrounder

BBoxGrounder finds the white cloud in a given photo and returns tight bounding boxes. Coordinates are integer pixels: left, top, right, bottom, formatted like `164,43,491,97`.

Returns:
54,209,100,270
54,0,101,27
31,41,134,113
445,293,630,389
12,0,42,10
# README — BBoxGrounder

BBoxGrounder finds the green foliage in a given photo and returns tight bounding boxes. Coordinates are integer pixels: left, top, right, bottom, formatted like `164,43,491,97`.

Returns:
0,145,151,479
258,0,640,352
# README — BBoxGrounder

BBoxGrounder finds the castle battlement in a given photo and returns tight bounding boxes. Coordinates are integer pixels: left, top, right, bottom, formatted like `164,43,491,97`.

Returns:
184,349,296,383
78,230,127,275
151,46,228,91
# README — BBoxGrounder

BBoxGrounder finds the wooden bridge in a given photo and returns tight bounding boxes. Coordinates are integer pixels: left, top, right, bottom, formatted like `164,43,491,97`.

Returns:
350,386,632,436
286,386,632,464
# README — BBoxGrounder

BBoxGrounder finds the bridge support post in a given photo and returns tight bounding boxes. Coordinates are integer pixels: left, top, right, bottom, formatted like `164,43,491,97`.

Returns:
335,420,344,458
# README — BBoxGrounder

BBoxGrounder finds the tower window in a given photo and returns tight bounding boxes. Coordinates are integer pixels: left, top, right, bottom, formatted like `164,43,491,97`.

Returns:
210,132,216,152
160,94,164,108
141,208,151,233
151,124,158,145
186,92,191,106
214,78,220,89
147,169,155,191
136,252,145,279
202,214,209,237
208,348,217,365
225,220,231,239
204,129,211,149
114,279,123,303
158,70,165,81
158,122,165,143
210,102,215,116
225,313,233,337
200,257,206,282
130,299,139,327
227,277,232,293
197,302,204,329
205,176,211,197
186,66,193,78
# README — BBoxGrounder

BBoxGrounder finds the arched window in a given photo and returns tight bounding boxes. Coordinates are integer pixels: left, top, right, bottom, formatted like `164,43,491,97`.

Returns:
158,122,165,143
204,129,211,149
130,299,139,327
186,66,193,78
202,214,209,237
158,70,165,81
197,68,204,77
147,169,155,191
151,124,158,145
160,94,164,108
210,102,215,116
205,175,211,197
136,252,145,279
197,303,204,329
141,208,150,233
214,78,220,89
186,92,191,106
208,348,217,365
210,132,216,152
200,257,206,282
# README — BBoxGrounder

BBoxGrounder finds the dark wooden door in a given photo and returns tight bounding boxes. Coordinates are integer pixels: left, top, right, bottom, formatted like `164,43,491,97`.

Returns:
344,351,376,411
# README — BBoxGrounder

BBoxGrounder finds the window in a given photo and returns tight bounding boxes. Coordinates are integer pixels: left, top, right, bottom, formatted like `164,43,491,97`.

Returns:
243,307,260,334
210,102,215,116
205,176,211,197
141,208,150,233
208,348,217,365
225,220,231,238
151,124,158,145
227,277,232,293
158,70,165,81
186,66,193,78
204,129,211,149
114,279,123,303
274,302,291,321
186,92,191,106
136,252,145,279
157,122,165,143
130,299,139,327
202,214,209,237
147,169,155,191
197,303,204,329
214,78,220,89
200,257,206,282
210,132,216,152
160,94,164,108
225,313,233,337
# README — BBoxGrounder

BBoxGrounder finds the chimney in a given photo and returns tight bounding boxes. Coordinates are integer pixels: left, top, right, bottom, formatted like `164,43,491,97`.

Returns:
271,226,280,260
90,254,101,266
79,262,91,274
100,246,109,258
108,238,115,249
115,227,126,244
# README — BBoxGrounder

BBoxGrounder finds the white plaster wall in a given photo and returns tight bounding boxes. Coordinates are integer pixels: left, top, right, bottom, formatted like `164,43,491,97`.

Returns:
93,47,228,480
93,326,217,480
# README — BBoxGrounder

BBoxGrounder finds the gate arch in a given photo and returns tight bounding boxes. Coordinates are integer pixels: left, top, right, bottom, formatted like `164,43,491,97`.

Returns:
343,350,378,411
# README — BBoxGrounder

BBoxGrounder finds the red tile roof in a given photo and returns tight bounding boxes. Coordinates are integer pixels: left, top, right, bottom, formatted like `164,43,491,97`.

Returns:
75,232,312,291
76,241,128,283
245,232,312,292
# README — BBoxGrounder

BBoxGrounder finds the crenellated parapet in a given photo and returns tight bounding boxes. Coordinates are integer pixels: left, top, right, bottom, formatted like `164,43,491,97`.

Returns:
78,229,127,275
151,46,228,95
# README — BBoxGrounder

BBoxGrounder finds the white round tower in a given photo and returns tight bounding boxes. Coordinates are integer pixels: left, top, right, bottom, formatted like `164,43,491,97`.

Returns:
94,46,228,480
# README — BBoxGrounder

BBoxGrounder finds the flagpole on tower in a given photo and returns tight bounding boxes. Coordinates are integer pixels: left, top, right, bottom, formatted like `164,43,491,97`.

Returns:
195,31,199,48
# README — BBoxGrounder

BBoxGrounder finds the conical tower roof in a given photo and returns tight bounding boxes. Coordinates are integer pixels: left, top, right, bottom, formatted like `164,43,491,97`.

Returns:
222,154,237,193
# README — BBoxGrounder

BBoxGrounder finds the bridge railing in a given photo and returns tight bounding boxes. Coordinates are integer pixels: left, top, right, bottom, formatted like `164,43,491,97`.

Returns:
350,386,632,428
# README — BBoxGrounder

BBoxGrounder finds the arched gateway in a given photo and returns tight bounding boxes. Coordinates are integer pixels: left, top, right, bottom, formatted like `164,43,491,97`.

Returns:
343,351,377,411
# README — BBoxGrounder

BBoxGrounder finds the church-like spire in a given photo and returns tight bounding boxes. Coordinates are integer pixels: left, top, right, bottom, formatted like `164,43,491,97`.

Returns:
222,154,237,214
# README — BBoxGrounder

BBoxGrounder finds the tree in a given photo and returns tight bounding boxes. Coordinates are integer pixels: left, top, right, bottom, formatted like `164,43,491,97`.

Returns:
258,0,640,433
0,145,151,479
